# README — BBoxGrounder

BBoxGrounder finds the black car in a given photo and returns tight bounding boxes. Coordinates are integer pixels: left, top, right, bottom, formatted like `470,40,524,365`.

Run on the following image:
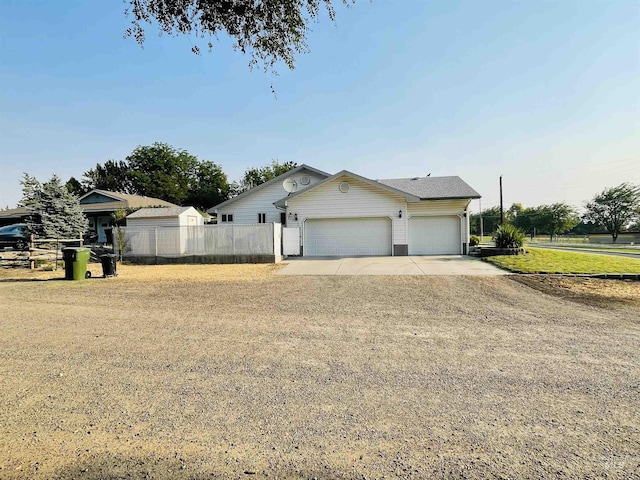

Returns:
0,223,30,251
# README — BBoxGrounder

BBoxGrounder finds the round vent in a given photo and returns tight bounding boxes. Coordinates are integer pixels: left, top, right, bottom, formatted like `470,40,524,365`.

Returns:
339,181,350,193
299,175,310,185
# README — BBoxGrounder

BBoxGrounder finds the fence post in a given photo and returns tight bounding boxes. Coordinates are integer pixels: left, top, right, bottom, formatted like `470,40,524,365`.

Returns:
29,234,34,270
154,228,158,258
232,225,236,255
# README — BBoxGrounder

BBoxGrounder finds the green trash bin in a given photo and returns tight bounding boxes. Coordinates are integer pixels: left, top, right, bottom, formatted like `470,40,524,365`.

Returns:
63,247,91,280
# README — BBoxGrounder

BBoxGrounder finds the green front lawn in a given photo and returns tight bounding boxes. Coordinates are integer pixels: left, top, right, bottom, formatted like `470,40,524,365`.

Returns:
484,247,640,274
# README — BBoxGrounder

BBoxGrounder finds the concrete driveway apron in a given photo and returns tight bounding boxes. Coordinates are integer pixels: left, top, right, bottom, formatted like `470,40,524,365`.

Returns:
277,255,510,276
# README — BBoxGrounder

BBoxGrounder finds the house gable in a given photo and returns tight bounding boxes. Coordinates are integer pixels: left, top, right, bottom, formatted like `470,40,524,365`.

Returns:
210,165,330,224
79,191,123,205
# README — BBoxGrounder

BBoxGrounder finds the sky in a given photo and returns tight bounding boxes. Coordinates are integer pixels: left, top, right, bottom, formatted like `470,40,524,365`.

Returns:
1,0,638,214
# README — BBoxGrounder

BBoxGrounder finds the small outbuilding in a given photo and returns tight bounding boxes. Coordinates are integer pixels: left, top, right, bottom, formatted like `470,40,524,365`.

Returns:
126,206,203,228
126,207,204,255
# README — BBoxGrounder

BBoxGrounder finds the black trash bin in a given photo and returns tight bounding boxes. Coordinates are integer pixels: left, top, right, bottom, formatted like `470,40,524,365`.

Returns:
100,254,118,278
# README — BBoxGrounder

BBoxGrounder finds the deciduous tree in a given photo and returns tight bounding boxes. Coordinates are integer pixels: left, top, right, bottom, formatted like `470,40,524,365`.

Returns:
83,160,133,194
185,160,231,211
126,143,197,205
124,0,354,75
584,183,640,242
82,143,231,210
238,160,297,192
534,203,579,241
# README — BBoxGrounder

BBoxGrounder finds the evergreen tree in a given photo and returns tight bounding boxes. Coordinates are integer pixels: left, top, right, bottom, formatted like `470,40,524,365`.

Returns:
20,174,89,239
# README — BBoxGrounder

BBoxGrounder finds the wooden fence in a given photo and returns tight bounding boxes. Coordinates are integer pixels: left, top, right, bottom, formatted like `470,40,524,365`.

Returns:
0,235,90,270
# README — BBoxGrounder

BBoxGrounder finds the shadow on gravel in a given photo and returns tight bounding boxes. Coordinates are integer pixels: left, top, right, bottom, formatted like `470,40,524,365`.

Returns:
0,277,52,282
53,453,352,480
0,276,106,283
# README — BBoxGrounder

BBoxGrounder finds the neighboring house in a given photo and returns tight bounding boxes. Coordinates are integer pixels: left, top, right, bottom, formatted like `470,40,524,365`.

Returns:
0,190,179,242
209,166,481,257
0,207,27,227
208,164,330,225
78,190,177,243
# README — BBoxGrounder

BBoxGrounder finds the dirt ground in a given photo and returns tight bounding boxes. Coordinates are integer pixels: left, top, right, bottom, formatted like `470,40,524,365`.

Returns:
0,264,638,479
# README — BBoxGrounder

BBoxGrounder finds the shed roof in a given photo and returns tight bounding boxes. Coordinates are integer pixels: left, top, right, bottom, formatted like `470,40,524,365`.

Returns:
127,206,195,219
377,176,481,200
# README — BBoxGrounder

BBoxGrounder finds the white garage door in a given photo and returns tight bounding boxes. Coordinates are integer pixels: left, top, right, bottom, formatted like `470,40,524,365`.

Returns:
305,218,392,256
409,216,461,255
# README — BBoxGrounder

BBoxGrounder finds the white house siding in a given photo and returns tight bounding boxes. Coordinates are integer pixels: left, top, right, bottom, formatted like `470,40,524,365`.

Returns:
285,175,407,256
126,217,179,228
217,169,326,225
407,199,471,252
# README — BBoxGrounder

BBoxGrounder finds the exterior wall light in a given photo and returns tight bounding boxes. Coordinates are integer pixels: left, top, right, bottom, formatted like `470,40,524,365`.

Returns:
294,213,298,221
399,210,403,218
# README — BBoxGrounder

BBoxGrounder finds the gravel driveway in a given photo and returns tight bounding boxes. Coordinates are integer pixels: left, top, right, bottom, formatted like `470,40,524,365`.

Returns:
0,267,638,479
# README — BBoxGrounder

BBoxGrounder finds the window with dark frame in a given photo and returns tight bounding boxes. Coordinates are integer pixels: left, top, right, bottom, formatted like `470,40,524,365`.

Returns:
221,214,233,223
258,213,266,224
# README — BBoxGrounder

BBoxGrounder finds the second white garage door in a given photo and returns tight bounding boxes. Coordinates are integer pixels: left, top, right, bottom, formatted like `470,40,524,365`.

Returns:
409,216,461,255
305,218,392,256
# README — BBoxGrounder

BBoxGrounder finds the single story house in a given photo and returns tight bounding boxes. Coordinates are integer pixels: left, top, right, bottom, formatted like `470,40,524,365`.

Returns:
0,189,178,243
208,166,481,257
79,190,177,243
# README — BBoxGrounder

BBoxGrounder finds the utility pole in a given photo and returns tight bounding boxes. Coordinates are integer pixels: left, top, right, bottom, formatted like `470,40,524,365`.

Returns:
479,197,484,240
499,175,504,226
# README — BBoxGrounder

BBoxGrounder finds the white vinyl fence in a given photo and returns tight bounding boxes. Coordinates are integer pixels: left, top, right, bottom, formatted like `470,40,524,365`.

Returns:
121,224,281,261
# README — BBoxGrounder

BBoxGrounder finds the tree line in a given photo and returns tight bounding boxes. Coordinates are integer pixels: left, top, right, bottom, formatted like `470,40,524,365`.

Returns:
17,143,298,240
471,183,640,243
64,142,298,211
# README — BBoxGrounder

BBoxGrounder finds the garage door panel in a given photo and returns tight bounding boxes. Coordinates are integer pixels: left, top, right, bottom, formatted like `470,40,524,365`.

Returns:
305,218,391,256
409,216,460,255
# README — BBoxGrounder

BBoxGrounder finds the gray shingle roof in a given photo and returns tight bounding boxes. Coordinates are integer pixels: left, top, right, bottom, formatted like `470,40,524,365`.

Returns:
127,207,194,218
273,170,421,208
378,176,481,200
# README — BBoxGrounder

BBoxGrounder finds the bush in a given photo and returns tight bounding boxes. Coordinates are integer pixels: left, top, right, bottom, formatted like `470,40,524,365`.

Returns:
493,224,525,248
469,235,480,246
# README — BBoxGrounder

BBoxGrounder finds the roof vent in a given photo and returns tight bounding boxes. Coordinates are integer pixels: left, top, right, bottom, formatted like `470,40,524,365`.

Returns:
412,177,419,180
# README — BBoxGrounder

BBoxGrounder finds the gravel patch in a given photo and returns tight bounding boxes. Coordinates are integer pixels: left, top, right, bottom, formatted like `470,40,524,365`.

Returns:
0,270,638,479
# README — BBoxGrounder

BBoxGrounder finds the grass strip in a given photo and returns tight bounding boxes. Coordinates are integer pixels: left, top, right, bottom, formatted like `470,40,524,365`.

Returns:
484,247,640,274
